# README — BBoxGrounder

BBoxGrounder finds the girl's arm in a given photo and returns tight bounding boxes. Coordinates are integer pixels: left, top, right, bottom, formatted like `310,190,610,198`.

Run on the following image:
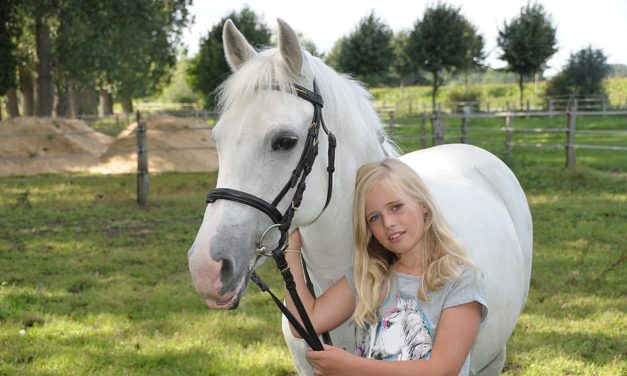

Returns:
283,229,356,338
307,301,482,376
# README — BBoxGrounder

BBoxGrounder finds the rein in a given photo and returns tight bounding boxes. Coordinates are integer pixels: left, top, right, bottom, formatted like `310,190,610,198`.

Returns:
205,80,336,351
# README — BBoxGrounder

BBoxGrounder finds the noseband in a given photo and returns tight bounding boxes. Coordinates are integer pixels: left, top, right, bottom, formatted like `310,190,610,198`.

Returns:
205,80,336,351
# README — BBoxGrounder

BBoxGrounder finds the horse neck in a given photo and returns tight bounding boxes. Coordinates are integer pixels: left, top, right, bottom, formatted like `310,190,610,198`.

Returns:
300,119,392,287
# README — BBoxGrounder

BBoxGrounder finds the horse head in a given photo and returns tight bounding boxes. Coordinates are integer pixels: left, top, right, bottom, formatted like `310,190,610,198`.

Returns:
188,19,347,309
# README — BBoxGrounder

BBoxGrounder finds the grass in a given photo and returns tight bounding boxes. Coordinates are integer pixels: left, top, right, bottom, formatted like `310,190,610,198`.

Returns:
0,162,625,374
504,166,626,375
0,172,294,375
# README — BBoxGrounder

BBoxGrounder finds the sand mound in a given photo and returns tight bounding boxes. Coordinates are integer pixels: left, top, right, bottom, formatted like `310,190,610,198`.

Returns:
0,115,219,176
90,115,218,174
0,117,113,176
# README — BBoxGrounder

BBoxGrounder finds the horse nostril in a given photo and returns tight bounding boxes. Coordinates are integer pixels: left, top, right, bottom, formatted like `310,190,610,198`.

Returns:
219,257,236,289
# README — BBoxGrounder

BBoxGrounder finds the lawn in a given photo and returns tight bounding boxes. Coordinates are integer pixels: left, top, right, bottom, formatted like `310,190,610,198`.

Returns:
0,161,625,375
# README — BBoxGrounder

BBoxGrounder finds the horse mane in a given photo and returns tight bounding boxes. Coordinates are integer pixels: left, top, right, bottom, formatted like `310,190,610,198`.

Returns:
217,48,399,160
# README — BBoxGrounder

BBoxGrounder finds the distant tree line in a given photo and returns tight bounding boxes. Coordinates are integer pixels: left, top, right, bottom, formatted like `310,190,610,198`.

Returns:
188,2,612,111
0,0,192,120
1,1,615,117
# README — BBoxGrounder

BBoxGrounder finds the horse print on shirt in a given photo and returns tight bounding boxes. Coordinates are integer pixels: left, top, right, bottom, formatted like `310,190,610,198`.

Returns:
355,294,433,361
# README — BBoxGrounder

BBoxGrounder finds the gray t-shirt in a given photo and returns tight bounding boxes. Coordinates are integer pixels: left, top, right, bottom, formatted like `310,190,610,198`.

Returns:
345,266,488,375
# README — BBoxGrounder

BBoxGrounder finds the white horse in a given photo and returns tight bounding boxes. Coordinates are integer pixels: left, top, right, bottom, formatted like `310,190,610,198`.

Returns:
188,18,532,375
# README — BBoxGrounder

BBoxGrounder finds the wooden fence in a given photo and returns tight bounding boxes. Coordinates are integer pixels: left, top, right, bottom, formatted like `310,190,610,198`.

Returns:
2,107,624,205
382,101,627,168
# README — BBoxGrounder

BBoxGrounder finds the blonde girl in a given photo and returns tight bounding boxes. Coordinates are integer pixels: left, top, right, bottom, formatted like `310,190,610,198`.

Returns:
285,159,487,376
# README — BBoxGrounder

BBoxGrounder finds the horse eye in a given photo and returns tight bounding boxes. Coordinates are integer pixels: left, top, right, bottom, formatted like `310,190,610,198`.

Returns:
272,136,298,151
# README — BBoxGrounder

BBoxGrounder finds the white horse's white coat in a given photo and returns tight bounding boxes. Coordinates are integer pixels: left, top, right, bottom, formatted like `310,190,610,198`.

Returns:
188,19,532,376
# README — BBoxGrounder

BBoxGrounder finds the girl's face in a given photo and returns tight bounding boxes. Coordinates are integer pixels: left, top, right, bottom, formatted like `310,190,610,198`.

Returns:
364,180,428,260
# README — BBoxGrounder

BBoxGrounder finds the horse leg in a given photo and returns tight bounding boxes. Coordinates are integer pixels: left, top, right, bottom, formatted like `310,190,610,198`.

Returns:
474,344,506,376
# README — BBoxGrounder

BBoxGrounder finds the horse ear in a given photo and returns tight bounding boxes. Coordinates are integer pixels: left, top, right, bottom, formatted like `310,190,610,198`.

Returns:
277,18,303,75
223,19,257,71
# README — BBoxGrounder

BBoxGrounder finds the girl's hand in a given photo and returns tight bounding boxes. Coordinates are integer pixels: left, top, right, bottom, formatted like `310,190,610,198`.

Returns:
288,228,302,250
306,345,357,376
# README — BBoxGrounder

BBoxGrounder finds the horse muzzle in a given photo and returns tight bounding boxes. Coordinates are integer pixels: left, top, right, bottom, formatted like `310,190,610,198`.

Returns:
188,243,250,310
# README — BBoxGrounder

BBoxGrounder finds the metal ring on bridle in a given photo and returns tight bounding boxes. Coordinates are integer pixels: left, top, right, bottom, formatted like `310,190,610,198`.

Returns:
254,223,284,257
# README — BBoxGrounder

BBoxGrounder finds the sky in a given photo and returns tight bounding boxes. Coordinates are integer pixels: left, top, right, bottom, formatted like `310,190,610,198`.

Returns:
182,0,627,76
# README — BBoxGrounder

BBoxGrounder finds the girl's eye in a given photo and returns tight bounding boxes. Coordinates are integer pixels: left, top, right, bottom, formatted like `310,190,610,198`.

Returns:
368,214,380,223
391,203,403,211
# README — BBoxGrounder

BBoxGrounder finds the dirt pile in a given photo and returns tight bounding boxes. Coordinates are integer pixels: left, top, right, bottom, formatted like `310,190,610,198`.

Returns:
0,116,218,176
0,117,113,176
90,115,217,174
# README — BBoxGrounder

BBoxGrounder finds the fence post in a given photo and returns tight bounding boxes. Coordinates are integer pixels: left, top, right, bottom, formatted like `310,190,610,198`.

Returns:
566,99,577,168
431,112,445,146
547,98,554,117
420,112,427,149
505,112,513,163
461,106,469,144
136,111,150,206
388,110,396,127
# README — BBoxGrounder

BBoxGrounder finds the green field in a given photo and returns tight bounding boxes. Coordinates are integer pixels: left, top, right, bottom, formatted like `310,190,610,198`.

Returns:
1,155,625,375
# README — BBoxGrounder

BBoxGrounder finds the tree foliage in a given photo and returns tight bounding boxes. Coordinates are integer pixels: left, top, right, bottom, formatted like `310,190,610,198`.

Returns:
390,31,412,87
497,2,557,107
408,2,480,109
460,21,486,91
187,7,271,110
545,46,611,97
57,0,191,109
333,11,393,86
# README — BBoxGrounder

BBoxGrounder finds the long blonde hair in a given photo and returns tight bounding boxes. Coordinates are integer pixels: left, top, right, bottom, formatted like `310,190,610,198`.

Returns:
351,159,478,327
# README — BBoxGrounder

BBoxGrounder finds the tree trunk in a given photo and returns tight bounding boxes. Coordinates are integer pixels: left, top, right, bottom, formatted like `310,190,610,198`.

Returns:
121,97,133,114
431,71,439,112
68,79,80,118
35,16,54,117
6,88,20,117
19,66,34,116
79,85,99,116
100,90,114,116
518,73,524,110
55,80,69,117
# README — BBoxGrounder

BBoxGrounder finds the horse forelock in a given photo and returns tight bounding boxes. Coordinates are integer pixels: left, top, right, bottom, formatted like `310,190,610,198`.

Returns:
216,47,399,159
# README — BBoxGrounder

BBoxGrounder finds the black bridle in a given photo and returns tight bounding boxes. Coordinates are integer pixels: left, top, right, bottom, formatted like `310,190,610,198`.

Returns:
205,81,336,351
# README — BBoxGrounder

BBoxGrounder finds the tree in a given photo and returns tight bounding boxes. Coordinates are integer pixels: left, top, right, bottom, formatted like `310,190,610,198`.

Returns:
77,0,191,114
497,2,557,108
159,52,198,104
187,7,271,110
324,37,347,70
460,21,485,94
545,46,611,98
408,3,476,110
0,0,20,118
334,11,394,86
390,31,412,88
